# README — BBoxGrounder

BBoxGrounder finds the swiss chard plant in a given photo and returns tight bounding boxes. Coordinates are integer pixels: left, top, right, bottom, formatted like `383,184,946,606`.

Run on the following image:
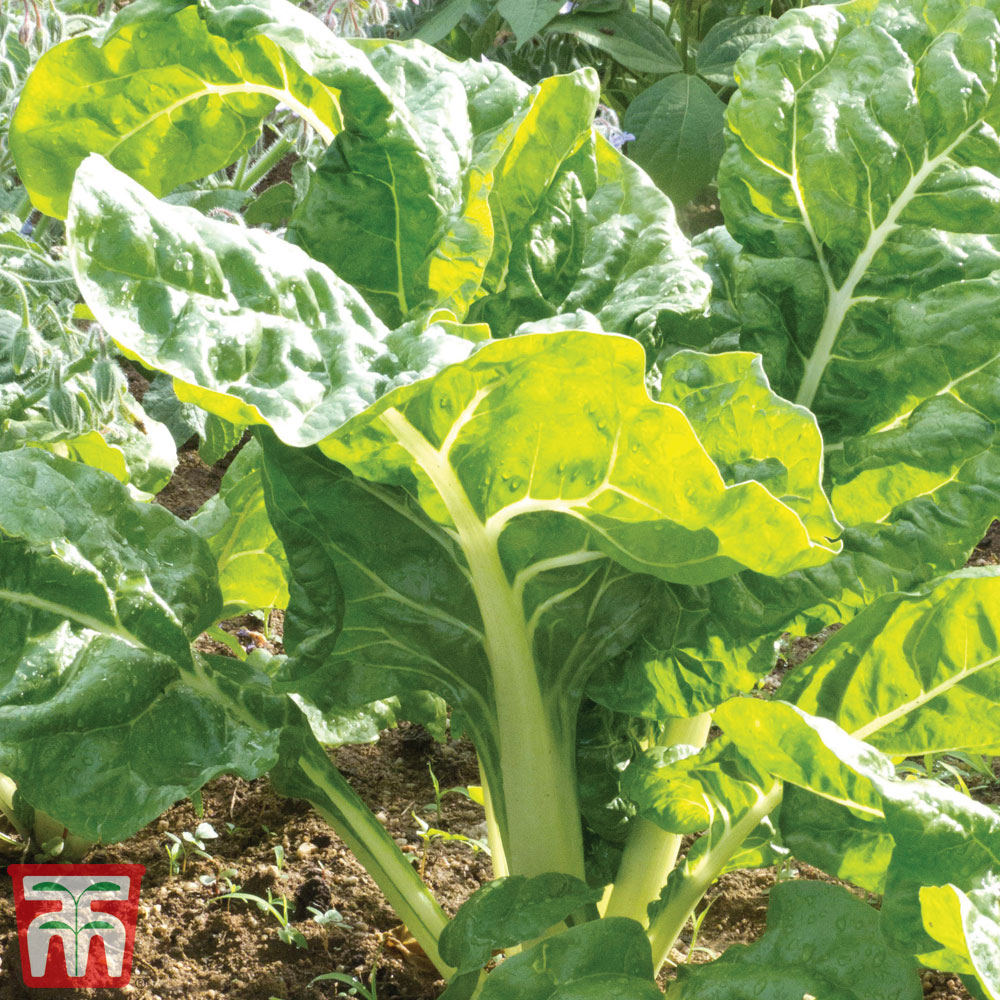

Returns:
3,0,1000,996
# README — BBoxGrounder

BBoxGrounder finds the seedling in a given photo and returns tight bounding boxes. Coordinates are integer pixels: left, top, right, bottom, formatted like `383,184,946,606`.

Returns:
212,887,308,949
164,822,218,876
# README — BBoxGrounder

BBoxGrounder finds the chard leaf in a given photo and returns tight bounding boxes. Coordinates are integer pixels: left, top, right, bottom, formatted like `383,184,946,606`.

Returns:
778,569,1000,756
10,2,344,218
713,700,894,824
476,135,713,356
190,437,290,620
263,335,835,876
67,156,476,448
289,46,527,327
777,785,895,893
715,696,1000,973
712,0,1000,614
0,448,450,969
589,347,834,718
920,882,1000,999
439,873,602,973
318,333,839,585
879,778,1000,961
666,881,920,1000
476,918,659,1000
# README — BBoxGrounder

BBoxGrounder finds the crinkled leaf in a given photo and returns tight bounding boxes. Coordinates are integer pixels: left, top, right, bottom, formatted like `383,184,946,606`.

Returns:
666,881,920,1000
921,881,1000,999
779,570,1000,757
290,47,528,327
10,3,343,217
320,334,839,583
0,449,281,840
477,918,658,1000
67,156,476,448
778,785,894,893
474,135,713,357
439,873,602,973
715,0,1000,608
879,778,1000,959
590,348,836,719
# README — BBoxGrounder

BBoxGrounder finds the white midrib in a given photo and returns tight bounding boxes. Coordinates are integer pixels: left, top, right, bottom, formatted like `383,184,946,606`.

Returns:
105,80,336,154
851,650,1000,743
379,405,587,879
793,130,974,410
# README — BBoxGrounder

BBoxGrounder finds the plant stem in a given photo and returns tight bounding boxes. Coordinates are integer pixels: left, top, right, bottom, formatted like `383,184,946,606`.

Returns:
646,783,783,972
603,713,712,923
239,133,297,191
14,190,32,223
380,407,588,883
295,752,454,978
478,760,508,878
678,0,690,73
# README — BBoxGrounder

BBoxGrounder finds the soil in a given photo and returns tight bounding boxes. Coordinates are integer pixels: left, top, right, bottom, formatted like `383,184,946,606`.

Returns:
1,433,995,1000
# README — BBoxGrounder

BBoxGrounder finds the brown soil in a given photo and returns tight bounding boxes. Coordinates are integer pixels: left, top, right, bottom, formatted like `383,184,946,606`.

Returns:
0,447,993,999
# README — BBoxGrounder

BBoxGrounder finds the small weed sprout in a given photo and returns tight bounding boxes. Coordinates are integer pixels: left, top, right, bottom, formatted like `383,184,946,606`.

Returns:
212,887,308,949
164,822,218,876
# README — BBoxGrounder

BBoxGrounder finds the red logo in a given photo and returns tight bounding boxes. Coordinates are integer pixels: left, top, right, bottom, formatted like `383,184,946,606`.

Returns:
9,864,145,987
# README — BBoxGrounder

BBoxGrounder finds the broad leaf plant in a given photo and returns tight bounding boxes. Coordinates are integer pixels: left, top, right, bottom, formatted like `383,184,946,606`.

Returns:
2,0,1000,996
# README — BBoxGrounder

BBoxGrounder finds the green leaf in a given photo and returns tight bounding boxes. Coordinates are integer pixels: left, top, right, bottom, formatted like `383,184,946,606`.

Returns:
9,3,343,218
0,450,298,841
590,348,837,720
199,413,245,467
81,882,123,893
264,334,835,878
879,777,1000,959
624,74,726,209
718,0,1000,589
477,918,659,1000
666,881,920,1000
439,873,602,973
472,134,713,356
695,16,774,86
81,921,116,930
189,437,289,619
244,182,295,227
921,882,1000,1000
413,0,475,43
320,334,839,586
543,12,682,76
39,921,74,930
777,785,894,893
496,0,564,45
0,449,450,970
290,46,528,327
31,883,73,895
67,156,476,448
779,570,1000,757
478,71,599,311
624,738,775,838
